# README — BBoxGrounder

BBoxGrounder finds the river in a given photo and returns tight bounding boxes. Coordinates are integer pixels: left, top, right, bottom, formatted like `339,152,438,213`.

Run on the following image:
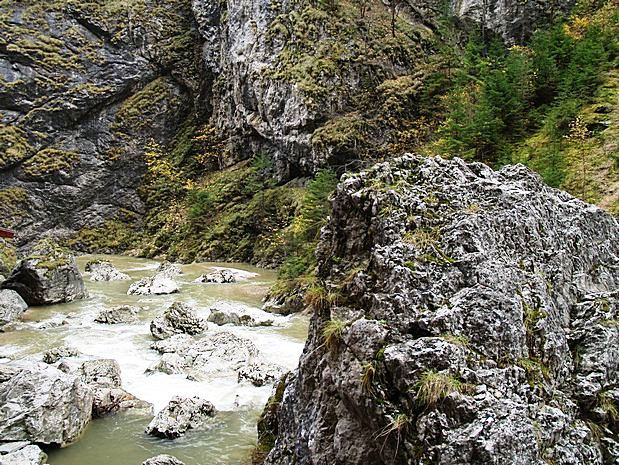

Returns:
0,255,308,465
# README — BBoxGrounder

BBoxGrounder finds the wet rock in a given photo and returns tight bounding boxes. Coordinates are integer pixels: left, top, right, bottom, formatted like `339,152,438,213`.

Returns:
150,302,207,340
0,290,27,327
85,260,130,282
141,455,185,465
42,346,80,364
264,155,619,465
194,270,236,284
127,274,179,296
79,359,151,417
207,302,276,327
1,242,87,306
145,396,216,439
0,361,92,446
151,334,195,354
238,363,284,387
148,331,282,384
95,305,140,325
262,292,306,316
0,443,48,465
146,353,186,375
157,262,183,277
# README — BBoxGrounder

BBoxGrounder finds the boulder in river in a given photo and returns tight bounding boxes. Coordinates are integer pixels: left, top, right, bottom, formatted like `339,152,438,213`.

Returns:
79,359,151,417
0,443,48,465
95,305,140,324
194,270,236,284
150,302,207,340
145,396,216,439
141,455,185,465
127,274,179,296
207,301,276,327
0,241,87,306
148,331,283,384
0,361,92,446
85,260,130,282
42,346,80,364
0,290,27,327
156,262,183,277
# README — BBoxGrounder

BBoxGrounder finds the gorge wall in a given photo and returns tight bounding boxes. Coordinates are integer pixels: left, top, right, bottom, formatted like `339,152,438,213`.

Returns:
0,0,578,252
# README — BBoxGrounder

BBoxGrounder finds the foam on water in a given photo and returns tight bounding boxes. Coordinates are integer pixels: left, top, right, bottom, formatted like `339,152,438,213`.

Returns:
0,255,308,465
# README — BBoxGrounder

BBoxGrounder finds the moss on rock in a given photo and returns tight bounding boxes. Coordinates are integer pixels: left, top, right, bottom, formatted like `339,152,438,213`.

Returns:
22,148,80,177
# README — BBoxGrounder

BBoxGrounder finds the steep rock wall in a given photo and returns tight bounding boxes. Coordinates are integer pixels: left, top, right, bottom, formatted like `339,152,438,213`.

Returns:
0,0,205,246
265,155,619,464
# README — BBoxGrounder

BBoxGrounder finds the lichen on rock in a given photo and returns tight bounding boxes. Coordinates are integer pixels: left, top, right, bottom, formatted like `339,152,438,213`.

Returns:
263,154,619,465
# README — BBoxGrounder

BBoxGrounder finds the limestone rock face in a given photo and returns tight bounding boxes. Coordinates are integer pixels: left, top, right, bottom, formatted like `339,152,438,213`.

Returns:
1,244,87,306
0,361,93,446
0,1,203,247
141,455,185,465
145,396,216,439
85,261,130,282
128,274,179,296
0,290,27,326
265,155,619,465
150,302,207,340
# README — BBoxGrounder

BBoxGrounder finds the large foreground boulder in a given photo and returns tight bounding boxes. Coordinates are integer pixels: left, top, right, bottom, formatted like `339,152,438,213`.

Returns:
150,302,207,340
264,155,619,465
85,260,130,282
0,290,27,327
145,396,216,439
0,242,87,306
141,456,185,465
128,274,179,296
0,361,92,446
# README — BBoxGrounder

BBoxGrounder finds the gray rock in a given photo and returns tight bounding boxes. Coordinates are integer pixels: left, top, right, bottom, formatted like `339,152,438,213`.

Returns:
141,455,185,465
156,262,183,277
1,243,87,306
42,346,80,364
194,270,236,284
264,155,619,465
127,274,179,296
150,302,207,340
0,442,31,455
207,302,274,327
0,444,48,465
79,359,151,417
0,361,92,446
151,334,195,355
147,331,281,383
95,305,140,324
0,290,27,326
85,260,130,282
145,396,216,439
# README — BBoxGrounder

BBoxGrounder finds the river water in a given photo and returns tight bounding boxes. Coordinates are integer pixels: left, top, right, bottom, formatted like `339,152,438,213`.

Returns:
0,255,308,465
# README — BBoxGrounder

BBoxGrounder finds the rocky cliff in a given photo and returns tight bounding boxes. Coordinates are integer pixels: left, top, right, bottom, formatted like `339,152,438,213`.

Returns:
0,0,205,246
263,154,619,464
1,0,578,251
